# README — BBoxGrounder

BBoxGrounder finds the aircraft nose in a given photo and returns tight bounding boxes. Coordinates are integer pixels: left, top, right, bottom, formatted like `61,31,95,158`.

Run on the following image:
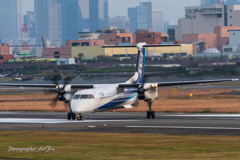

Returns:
70,100,88,113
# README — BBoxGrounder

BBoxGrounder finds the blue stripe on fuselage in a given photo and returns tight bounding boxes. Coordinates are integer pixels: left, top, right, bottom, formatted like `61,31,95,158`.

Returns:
95,93,138,111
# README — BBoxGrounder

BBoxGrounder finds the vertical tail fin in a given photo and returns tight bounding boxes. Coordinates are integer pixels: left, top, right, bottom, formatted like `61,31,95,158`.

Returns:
126,43,146,84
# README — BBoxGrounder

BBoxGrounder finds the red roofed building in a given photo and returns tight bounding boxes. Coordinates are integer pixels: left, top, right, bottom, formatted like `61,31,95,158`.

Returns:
0,43,10,55
134,29,168,45
0,55,13,63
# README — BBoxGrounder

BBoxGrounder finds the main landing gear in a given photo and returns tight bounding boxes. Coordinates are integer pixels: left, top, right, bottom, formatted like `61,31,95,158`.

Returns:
67,112,76,120
146,100,155,119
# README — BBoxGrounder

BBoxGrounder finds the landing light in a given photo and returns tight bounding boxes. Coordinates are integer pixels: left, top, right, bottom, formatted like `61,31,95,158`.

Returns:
56,85,62,89
152,84,158,87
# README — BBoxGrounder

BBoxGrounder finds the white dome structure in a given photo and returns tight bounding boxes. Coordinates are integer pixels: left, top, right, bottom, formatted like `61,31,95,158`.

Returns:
203,48,221,54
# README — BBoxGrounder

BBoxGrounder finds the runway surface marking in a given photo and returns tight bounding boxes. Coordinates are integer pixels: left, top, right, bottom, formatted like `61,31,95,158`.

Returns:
0,112,19,114
0,118,141,124
198,118,240,120
163,114,240,117
126,126,240,130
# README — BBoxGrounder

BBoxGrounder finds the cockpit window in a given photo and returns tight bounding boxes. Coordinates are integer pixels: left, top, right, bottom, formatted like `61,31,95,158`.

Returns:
79,94,95,99
80,95,89,99
89,94,95,99
73,95,80,100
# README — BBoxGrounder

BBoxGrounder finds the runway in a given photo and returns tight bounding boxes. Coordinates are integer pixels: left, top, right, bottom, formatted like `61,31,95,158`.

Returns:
0,112,240,135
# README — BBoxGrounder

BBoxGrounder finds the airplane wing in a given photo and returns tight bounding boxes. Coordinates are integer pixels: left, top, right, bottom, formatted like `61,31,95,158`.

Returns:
0,79,238,89
0,83,94,89
118,79,239,88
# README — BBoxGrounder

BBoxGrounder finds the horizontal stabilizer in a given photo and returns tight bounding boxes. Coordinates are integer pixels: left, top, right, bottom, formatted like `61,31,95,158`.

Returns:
123,105,133,109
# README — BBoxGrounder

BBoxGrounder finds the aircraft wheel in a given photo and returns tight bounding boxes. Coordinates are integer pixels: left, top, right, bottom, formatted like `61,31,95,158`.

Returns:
71,113,76,120
80,116,84,121
77,115,81,121
147,111,151,119
67,112,71,120
151,111,155,119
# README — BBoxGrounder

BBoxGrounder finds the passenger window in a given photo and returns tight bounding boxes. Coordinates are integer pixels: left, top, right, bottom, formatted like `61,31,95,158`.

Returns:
73,95,80,99
89,94,95,99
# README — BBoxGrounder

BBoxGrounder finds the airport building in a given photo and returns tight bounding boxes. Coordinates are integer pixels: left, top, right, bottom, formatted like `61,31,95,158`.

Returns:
223,29,240,52
182,26,240,52
134,29,169,44
43,39,105,59
99,29,133,45
104,44,194,59
44,43,195,60
174,4,240,41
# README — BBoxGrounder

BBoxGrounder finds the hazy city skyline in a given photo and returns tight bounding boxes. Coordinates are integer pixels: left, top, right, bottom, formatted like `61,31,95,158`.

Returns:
22,0,200,22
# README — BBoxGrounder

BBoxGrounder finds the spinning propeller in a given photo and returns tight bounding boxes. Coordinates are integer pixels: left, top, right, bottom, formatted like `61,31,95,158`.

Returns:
46,75,72,107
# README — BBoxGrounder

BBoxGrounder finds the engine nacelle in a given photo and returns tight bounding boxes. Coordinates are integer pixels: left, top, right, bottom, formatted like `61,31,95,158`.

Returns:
58,96,66,101
58,85,72,102
64,85,71,92
138,94,145,100
144,84,158,100
58,93,72,102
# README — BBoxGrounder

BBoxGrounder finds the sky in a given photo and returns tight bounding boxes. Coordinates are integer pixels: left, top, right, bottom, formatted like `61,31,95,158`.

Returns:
22,0,200,23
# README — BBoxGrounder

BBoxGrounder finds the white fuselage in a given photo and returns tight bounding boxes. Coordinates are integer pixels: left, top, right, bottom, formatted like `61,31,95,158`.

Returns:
70,83,158,115
70,84,139,114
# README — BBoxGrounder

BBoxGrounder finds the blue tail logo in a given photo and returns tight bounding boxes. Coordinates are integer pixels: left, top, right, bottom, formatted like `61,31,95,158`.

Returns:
135,48,145,83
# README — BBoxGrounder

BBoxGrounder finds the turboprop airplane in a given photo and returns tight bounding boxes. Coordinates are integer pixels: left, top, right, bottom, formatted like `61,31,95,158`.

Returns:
0,43,238,121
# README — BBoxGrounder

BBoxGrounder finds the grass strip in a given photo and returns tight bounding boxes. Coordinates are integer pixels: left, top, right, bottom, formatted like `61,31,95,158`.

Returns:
0,131,240,160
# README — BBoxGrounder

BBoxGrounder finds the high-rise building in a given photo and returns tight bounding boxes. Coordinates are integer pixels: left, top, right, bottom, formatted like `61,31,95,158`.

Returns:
201,0,221,6
164,21,178,34
139,2,152,29
34,0,62,47
225,0,240,5
128,2,152,33
201,0,240,6
128,8,137,33
89,0,109,32
0,0,22,44
24,11,36,40
79,0,90,32
57,0,80,45
109,16,130,30
78,0,108,32
152,7,164,32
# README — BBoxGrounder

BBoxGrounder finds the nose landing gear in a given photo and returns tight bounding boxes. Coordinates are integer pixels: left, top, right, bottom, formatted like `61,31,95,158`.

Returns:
77,114,84,121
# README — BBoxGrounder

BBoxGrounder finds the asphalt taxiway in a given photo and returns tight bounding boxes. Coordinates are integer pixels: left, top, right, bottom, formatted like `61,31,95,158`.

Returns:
0,112,240,135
